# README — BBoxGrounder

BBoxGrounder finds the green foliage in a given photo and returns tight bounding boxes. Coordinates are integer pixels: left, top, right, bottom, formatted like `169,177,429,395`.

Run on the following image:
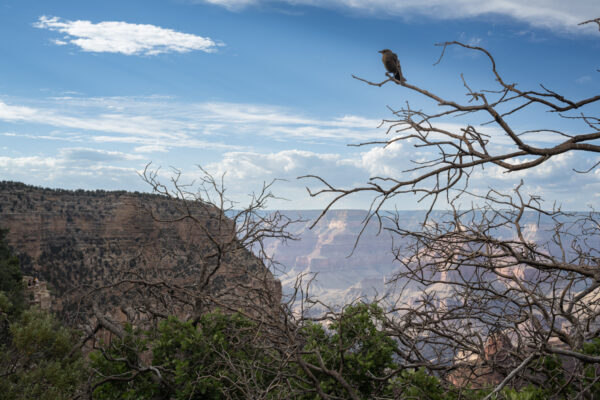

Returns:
581,338,600,396
0,308,87,400
300,303,397,399
582,337,600,355
388,368,455,400
89,324,161,400
387,368,551,400
502,385,549,400
0,291,11,314
89,303,600,399
0,226,25,347
92,311,280,400
505,346,600,399
92,305,410,400
0,228,25,319
0,291,13,348
156,312,277,399
0,226,86,398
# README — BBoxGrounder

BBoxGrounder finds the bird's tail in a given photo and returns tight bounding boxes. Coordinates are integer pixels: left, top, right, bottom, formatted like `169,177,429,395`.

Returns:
394,72,405,84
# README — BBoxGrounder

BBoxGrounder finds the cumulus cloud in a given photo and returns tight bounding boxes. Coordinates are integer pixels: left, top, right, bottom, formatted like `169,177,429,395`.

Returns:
0,95,387,204
0,149,141,171
0,150,146,191
198,0,599,34
203,149,381,209
478,151,578,184
207,150,343,180
350,142,404,177
206,145,412,187
34,16,221,55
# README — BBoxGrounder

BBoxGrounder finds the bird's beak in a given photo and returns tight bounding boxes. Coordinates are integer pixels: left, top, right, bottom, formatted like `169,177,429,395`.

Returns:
378,50,383,53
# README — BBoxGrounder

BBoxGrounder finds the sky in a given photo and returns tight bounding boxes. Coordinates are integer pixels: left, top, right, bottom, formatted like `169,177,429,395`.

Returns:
1,0,599,210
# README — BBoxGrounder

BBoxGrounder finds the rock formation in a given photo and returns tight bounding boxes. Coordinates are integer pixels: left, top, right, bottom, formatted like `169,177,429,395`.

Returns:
0,181,281,333
23,275,53,310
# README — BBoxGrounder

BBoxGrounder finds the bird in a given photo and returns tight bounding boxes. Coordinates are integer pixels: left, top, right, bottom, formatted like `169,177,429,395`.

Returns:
379,49,405,84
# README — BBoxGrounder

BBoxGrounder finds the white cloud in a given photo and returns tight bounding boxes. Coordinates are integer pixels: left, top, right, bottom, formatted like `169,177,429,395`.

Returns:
468,37,483,46
0,95,387,201
195,102,382,140
207,149,343,180
0,97,383,147
471,150,577,183
206,145,409,185
0,149,141,171
134,145,169,153
59,147,144,162
3,93,598,209
203,149,379,209
0,100,185,138
202,0,258,10
0,156,60,170
576,75,592,84
0,153,144,191
349,142,404,176
198,0,599,34
34,16,221,55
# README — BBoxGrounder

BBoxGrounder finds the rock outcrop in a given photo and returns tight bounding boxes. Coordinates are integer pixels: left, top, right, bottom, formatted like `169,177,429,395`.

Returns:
23,275,53,310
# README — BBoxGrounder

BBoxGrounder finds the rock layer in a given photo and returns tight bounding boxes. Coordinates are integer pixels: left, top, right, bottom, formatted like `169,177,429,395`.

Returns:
0,181,281,326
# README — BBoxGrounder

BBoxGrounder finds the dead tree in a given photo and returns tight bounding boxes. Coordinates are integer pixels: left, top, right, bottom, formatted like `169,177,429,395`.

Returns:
302,32,600,397
78,163,412,399
74,166,318,399
73,165,296,347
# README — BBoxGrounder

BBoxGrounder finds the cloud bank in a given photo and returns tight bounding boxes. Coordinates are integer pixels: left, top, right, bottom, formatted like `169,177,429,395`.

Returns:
0,97,382,148
34,16,221,55
199,0,599,34
2,94,599,209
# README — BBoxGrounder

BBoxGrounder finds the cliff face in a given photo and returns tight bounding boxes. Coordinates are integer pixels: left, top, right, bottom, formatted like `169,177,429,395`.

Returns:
0,181,281,326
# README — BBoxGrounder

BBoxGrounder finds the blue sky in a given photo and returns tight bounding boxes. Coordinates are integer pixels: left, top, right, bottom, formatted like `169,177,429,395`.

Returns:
1,0,599,209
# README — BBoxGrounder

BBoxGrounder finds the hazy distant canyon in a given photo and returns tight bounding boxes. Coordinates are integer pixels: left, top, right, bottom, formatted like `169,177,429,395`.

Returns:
265,209,585,311
267,210,448,308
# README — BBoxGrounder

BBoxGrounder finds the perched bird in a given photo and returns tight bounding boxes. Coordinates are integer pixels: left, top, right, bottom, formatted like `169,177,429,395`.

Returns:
379,49,405,84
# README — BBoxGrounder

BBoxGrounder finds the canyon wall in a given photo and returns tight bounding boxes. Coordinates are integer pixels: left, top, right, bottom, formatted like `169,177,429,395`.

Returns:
0,181,281,327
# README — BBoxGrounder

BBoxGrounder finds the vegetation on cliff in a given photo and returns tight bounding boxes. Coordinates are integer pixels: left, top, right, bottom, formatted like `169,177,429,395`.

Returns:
0,228,86,400
2,216,600,398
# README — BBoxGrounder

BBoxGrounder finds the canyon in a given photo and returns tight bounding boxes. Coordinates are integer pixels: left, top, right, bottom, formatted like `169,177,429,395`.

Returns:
266,209,587,312
1,181,593,325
